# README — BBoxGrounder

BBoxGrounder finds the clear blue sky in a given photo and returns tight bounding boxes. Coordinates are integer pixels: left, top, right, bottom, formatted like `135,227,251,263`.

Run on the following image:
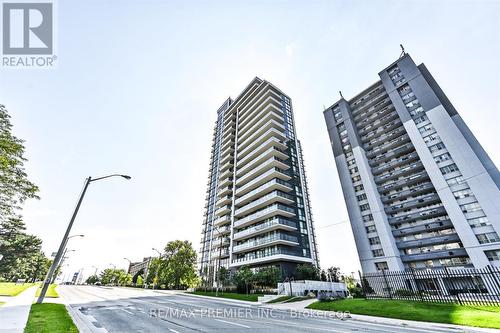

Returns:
1,0,499,279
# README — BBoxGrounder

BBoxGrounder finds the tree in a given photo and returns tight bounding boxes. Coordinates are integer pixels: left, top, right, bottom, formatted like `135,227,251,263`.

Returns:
217,266,230,291
232,266,254,294
161,240,198,289
86,275,100,285
327,267,341,282
295,263,320,280
100,268,125,285
0,105,43,282
136,275,144,286
253,266,281,288
0,105,39,223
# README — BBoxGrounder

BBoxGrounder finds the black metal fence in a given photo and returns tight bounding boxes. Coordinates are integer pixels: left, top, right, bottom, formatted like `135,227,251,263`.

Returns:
359,265,500,306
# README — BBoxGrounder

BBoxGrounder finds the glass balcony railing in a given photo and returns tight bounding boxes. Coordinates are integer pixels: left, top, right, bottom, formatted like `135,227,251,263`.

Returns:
233,232,298,252
233,217,296,240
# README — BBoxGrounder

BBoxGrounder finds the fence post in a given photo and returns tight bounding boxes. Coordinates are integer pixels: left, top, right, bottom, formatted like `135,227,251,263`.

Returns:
382,269,392,299
410,267,424,301
358,270,367,299
486,265,500,292
444,266,462,306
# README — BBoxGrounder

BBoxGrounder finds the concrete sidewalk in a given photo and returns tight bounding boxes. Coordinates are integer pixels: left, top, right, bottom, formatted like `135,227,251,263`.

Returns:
0,286,37,333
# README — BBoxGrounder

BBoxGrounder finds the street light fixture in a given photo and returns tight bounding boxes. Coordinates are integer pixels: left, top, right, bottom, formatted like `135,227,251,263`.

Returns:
37,174,131,304
151,248,163,290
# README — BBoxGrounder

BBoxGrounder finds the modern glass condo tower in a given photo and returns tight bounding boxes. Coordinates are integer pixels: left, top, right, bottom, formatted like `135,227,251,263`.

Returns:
324,54,500,273
200,77,319,284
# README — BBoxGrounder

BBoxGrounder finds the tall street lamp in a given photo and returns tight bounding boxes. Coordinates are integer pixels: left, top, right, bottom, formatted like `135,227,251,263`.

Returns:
152,248,162,290
37,174,131,304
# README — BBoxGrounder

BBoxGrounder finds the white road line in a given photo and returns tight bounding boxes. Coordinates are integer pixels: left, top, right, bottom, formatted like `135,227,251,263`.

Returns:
168,329,181,333
214,318,251,328
121,308,134,315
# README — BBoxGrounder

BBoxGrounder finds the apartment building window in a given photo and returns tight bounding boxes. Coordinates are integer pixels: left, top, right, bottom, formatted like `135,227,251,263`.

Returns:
423,133,440,144
349,167,359,175
357,193,367,201
348,159,356,166
453,189,473,199
362,214,373,222
468,216,490,228
360,204,370,211
440,164,460,175
351,175,361,183
409,107,425,117
434,153,451,163
447,175,465,186
337,122,346,132
354,184,364,192
366,225,377,233
418,123,434,134
372,249,384,257
375,262,388,270
414,115,429,124
369,237,381,245
485,250,500,261
460,202,482,213
476,232,500,244
429,142,446,152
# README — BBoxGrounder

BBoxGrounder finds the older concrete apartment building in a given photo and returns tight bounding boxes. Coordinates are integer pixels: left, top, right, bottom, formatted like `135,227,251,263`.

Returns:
324,53,500,273
200,77,319,283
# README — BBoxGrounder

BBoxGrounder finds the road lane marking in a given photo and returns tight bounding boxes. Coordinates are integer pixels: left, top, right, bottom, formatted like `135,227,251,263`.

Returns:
121,309,134,315
214,319,250,328
168,329,181,333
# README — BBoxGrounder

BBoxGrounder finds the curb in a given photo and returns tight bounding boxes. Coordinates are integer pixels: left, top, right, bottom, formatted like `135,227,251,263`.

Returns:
180,292,260,306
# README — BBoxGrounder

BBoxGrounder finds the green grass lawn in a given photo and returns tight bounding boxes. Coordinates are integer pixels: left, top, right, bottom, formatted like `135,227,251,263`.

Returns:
24,303,78,333
0,282,36,296
189,291,263,302
35,284,59,298
307,299,500,329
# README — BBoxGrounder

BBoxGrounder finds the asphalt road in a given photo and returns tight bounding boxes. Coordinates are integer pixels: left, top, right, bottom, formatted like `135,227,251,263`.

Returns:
58,286,474,333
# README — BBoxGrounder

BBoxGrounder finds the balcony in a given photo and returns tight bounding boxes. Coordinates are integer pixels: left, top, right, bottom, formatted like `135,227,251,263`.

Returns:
235,178,293,206
361,120,403,143
238,119,286,153
239,90,283,127
233,218,297,241
374,161,424,184
401,248,467,262
238,127,287,159
214,215,230,227
219,169,232,181
358,111,399,136
396,234,460,250
366,134,411,158
392,218,453,237
364,126,406,150
215,205,231,217
217,186,232,197
371,151,419,175
236,167,291,196
234,191,294,217
232,233,299,254
369,142,415,166
388,206,447,224
236,157,289,186
213,225,231,236
382,182,435,203
220,160,233,172
234,203,295,229
386,193,441,214
216,195,232,206
237,146,288,177
211,248,230,259
231,248,307,266
238,137,287,167
239,108,284,143
377,170,429,193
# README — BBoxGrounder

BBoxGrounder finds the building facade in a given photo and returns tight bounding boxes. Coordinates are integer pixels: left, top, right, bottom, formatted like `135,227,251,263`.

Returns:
324,54,500,273
200,77,319,284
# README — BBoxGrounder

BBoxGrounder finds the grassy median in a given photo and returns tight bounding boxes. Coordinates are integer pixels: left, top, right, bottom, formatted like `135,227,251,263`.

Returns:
24,303,78,333
307,299,500,329
0,282,35,296
35,284,59,298
189,291,263,302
